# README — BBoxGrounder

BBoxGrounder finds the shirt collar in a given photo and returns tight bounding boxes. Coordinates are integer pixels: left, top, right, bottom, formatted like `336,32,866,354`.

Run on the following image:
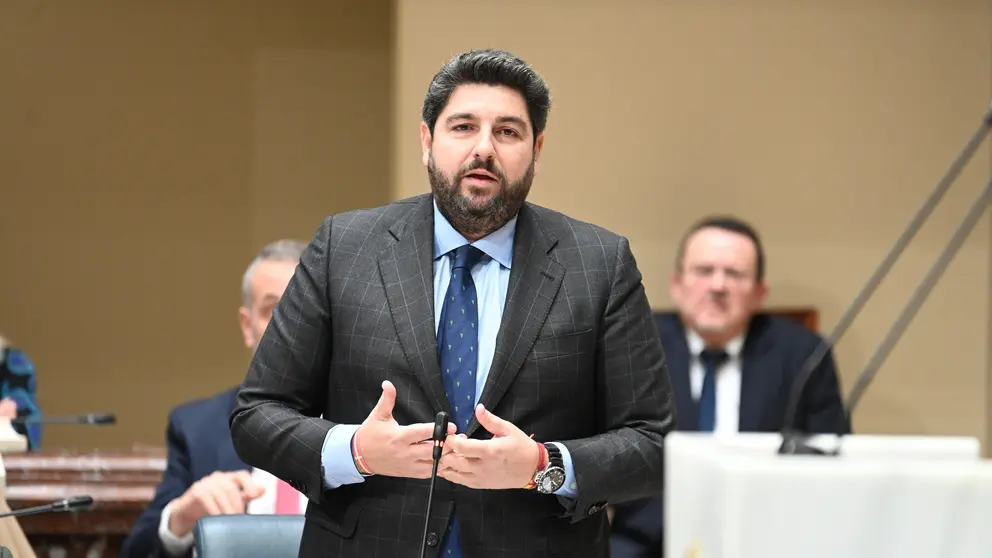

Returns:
686,327,745,358
432,199,516,269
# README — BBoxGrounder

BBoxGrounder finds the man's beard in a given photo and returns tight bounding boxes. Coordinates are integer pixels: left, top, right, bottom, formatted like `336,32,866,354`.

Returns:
428,153,534,240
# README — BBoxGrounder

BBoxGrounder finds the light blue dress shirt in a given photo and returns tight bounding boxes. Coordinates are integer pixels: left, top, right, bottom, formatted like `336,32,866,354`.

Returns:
319,201,578,499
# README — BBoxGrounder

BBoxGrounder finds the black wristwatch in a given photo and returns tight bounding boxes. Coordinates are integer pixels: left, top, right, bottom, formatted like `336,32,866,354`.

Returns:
534,443,566,494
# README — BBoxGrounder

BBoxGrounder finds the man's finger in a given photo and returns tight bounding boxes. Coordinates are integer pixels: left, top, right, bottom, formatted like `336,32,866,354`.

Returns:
213,478,244,514
369,380,397,421
396,422,436,443
438,468,477,489
197,491,223,516
475,404,514,437
231,471,265,499
243,483,265,500
439,452,479,473
445,435,490,458
229,470,253,490
405,443,435,463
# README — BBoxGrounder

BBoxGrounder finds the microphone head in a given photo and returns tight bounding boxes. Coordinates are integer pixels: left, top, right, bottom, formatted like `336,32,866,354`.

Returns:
66,495,94,510
433,411,449,442
86,413,116,425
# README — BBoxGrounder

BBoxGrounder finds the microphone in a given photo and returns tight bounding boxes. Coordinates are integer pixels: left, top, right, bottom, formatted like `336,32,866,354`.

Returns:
778,101,992,456
11,413,116,425
0,495,93,519
420,411,449,558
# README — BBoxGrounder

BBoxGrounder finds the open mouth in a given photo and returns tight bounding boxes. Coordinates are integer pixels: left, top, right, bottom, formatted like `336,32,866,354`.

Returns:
462,170,498,183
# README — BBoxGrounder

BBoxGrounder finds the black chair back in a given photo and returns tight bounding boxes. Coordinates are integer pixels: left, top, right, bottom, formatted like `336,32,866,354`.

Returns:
193,514,304,558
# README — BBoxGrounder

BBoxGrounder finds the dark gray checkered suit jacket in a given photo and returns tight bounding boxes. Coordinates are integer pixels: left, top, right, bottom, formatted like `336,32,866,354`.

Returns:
230,194,676,558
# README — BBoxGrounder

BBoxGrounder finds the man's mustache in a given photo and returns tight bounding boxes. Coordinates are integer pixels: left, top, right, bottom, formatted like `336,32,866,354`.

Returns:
459,158,505,182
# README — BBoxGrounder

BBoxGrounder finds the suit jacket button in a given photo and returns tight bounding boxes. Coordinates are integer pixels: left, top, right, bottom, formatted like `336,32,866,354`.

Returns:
427,532,439,547
587,504,603,515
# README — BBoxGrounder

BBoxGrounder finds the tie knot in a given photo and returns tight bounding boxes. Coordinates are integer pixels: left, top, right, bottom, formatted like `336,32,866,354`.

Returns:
450,245,485,271
699,348,728,367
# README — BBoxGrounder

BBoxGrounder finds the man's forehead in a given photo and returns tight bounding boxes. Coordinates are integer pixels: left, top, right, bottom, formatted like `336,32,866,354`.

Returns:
441,84,529,122
684,229,757,267
249,260,296,293
687,228,755,253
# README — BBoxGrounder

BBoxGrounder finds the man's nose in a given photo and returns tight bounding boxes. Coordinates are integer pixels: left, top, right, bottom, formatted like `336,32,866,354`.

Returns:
709,271,728,290
471,129,496,159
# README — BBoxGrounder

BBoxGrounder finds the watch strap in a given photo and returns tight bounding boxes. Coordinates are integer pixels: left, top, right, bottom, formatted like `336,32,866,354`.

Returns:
544,443,564,468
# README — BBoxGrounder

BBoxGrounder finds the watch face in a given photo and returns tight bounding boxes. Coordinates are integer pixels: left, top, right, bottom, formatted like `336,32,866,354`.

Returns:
538,468,566,493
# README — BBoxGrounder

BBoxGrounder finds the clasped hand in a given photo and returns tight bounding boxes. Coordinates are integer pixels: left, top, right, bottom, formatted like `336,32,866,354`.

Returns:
355,381,540,489
437,404,540,490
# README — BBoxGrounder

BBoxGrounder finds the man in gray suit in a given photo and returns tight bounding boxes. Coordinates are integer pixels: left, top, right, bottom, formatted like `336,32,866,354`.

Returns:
230,48,676,558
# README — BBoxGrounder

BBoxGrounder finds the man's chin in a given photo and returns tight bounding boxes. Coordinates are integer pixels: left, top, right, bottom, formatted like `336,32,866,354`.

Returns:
693,322,731,336
458,192,499,213
461,182,500,199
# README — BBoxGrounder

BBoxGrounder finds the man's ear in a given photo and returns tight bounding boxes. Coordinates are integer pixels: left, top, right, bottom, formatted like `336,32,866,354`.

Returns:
420,122,432,167
669,271,683,305
533,133,545,170
238,307,254,350
753,279,769,308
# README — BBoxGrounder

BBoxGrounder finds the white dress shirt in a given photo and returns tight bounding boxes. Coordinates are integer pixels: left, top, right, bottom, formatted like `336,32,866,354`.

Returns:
157,468,306,555
686,329,746,434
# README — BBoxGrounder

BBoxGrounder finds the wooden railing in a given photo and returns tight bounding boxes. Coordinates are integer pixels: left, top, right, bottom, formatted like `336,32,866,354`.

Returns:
3,448,165,558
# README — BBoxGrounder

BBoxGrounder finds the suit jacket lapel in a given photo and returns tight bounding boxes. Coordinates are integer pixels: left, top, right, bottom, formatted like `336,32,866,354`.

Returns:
658,314,698,431
469,205,563,436
377,197,452,417
738,316,773,431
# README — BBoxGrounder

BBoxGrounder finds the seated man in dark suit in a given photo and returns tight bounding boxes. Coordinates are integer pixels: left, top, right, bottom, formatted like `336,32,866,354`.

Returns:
610,216,851,558
120,239,308,558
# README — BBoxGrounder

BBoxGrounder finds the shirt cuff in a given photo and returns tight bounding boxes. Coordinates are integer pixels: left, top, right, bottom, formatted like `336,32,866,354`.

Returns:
158,500,194,556
321,423,367,490
548,442,578,499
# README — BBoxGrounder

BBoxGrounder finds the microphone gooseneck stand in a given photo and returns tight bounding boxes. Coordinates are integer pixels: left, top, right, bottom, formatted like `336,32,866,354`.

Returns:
420,411,449,558
0,495,94,519
778,102,992,456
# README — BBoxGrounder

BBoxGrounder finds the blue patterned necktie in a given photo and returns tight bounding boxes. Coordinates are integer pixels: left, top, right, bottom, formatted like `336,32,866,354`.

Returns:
437,244,484,558
697,348,728,432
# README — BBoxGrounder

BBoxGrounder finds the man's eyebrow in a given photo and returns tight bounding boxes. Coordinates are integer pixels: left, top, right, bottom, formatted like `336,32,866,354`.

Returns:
445,112,476,124
444,113,529,130
495,115,528,129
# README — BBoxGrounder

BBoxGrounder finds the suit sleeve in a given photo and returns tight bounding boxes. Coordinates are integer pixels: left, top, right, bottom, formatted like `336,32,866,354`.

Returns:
799,344,851,435
119,411,195,558
229,217,335,504
558,236,677,522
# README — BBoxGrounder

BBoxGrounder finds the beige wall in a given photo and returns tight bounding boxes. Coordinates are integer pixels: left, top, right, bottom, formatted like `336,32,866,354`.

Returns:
1,1,990,451
0,1,394,449
394,1,992,442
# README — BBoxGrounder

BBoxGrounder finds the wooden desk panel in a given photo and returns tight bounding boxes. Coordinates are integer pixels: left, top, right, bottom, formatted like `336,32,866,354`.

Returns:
3,449,165,558
767,306,819,332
